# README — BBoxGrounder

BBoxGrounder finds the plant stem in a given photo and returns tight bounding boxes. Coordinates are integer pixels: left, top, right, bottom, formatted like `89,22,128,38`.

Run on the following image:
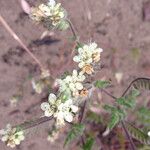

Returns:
66,19,78,41
0,14,45,71
121,121,136,150
101,89,117,100
101,89,136,149
15,116,53,130
79,100,87,123
78,100,87,146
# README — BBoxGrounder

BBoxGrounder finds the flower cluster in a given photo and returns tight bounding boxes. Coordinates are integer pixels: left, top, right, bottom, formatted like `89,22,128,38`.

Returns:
0,124,25,148
73,42,103,74
56,70,86,97
41,93,78,127
41,42,103,128
30,0,66,28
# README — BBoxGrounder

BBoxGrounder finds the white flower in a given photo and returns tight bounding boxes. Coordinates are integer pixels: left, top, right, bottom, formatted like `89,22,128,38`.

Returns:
31,79,44,94
0,124,25,148
41,93,78,126
56,70,85,97
41,69,50,78
73,42,103,74
38,1,65,26
54,99,78,127
48,0,56,7
41,93,61,117
148,131,150,137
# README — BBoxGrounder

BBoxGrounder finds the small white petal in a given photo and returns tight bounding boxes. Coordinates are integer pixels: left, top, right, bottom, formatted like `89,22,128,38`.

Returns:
65,76,72,82
71,105,78,113
98,48,103,53
90,42,97,50
48,0,56,7
41,102,50,111
86,58,93,64
78,48,84,55
73,56,80,62
65,99,73,106
65,113,73,122
75,82,83,90
78,61,85,68
48,93,57,104
1,135,8,142
45,110,53,117
15,139,21,145
19,135,25,141
0,129,6,135
148,131,150,137
83,45,89,51
72,70,78,77
69,83,75,91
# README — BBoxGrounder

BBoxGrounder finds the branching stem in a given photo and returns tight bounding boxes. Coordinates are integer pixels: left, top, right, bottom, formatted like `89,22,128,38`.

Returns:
101,88,136,150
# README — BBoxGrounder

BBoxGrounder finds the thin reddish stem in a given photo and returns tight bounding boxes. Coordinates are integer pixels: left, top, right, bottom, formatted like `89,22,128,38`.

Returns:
0,14,45,70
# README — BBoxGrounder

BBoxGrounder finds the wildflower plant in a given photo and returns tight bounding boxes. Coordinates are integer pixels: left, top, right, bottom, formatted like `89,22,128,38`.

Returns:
0,0,150,149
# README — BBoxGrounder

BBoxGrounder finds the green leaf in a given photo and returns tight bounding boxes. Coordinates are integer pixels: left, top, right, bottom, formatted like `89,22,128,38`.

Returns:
94,80,111,89
125,121,150,145
132,78,150,91
82,137,95,150
104,105,125,131
117,97,135,109
104,105,116,112
130,89,140,97
86,111,103,124
117,89,140,109
64,123,85,147
138,107,150,118
137,107,150,127
108,113,120,130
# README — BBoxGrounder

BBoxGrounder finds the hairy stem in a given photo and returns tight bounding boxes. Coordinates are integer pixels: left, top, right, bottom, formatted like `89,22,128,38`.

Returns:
0,14,45,71
101,89,117,99
78,100,87,146
66,19,78,41
15,116,53,130
79,100,87,123
121,121,136,150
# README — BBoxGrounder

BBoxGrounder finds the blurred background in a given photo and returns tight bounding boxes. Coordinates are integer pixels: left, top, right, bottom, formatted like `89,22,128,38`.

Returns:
0,0,150,149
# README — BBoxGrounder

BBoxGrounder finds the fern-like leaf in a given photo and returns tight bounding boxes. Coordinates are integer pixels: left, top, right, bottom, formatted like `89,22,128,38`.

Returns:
122,78,150,97
124,121,150,145
132,78,150,90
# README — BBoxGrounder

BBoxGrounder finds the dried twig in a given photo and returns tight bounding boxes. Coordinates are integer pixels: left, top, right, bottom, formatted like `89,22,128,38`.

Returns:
0,14,45,71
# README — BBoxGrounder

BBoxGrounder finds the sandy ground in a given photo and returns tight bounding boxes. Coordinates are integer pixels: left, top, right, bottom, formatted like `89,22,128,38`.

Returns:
0,0,150,149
